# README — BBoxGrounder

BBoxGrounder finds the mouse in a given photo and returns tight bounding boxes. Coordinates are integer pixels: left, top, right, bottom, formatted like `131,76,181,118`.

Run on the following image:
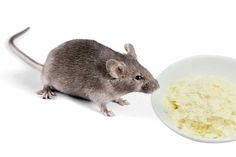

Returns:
9,27,159,116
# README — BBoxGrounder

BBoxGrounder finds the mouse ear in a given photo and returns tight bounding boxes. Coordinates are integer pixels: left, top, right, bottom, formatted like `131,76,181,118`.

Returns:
106,59,127,79
124,43,137,60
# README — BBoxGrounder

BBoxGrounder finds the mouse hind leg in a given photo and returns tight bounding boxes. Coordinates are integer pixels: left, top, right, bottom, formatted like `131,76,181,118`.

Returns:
37,85,56,99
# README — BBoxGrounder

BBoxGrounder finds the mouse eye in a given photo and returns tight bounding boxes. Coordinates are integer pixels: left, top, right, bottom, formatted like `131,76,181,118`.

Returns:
135,75,143,80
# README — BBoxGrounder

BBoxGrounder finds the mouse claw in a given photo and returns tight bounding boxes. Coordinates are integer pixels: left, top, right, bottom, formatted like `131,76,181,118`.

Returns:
42,92,52,99
50,92,57,96
102,110,115,117
99,104,115,117
113,98,129,106
37,86,56,99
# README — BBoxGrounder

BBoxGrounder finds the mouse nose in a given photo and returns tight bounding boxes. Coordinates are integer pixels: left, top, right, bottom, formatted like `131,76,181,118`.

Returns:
142,80,160,93
153,79,160,90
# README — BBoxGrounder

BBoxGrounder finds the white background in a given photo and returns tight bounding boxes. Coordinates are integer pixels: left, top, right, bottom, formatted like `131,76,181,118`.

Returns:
1,0,236,156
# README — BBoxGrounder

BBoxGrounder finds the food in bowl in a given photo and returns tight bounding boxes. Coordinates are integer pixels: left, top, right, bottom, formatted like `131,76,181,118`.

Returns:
163,76,236,138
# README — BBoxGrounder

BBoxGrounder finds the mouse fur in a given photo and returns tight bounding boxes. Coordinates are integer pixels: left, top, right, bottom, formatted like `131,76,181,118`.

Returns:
9,27,159,116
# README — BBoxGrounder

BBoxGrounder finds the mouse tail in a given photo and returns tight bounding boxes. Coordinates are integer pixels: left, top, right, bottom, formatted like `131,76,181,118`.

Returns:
9,27,43,71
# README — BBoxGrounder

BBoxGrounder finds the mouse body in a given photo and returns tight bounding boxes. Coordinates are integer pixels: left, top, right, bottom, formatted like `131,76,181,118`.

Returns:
9,27,159,116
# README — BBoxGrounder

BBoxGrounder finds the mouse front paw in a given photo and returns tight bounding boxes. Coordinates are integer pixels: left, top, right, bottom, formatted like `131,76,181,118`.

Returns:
113,98,129,106
99,103,115,117
101,110,115,117
37,86,56,99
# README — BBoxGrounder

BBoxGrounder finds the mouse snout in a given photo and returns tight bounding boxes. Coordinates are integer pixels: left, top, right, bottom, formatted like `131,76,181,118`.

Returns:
153,79,160,90
142,79,160,93
151,79,160,91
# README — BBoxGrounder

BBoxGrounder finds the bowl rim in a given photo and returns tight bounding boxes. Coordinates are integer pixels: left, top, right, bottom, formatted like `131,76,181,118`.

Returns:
151,54,236,143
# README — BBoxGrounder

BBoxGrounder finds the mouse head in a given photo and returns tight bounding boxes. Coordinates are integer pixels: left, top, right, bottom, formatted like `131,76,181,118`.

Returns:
106,43,159,94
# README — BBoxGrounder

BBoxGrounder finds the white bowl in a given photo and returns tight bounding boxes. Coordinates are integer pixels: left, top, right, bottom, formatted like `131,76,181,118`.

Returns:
151,55,236,143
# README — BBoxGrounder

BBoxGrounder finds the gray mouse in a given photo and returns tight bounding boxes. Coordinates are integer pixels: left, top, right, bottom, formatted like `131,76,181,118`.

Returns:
9,27,159,116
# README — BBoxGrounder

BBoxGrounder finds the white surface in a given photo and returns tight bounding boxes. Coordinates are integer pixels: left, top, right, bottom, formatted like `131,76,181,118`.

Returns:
1,0,236,156
151,55,236,142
